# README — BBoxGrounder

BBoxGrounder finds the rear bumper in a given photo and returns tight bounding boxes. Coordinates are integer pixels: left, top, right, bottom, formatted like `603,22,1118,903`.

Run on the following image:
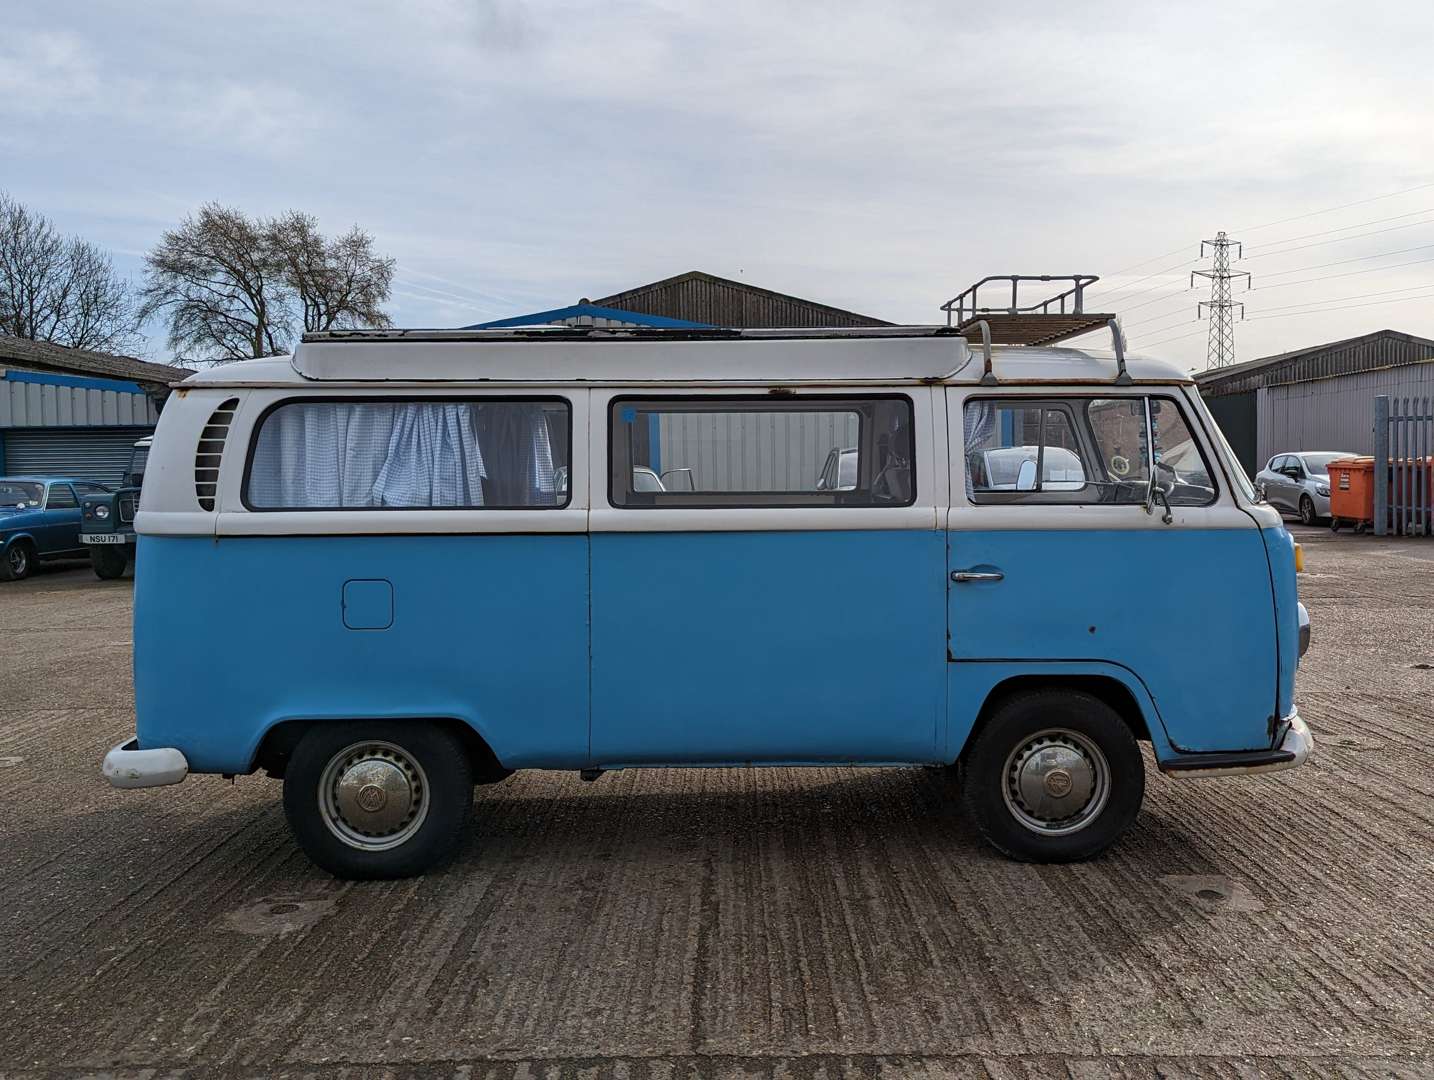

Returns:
1160,711,1314,778
102,738,188,789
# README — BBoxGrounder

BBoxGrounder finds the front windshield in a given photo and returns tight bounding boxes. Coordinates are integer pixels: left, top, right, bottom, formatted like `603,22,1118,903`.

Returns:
0,481,44,508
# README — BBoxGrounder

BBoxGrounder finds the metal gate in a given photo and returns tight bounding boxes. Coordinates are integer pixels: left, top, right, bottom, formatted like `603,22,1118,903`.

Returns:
1374,395,1432,537
1,427,153,485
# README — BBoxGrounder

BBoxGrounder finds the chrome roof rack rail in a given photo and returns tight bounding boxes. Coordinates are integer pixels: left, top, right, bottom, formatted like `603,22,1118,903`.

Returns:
1110,318,1132,385
962,316,1133,387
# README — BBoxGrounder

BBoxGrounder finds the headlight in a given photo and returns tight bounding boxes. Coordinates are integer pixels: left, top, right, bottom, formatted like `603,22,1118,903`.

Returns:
1315,485,1330,497
94,504,110,519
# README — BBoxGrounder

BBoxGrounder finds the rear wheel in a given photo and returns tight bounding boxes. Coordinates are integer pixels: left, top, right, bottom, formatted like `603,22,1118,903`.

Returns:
283,721,473,879
90,546,128,580
1,540,33,581
1299,494,1317,526
962,690,1144,862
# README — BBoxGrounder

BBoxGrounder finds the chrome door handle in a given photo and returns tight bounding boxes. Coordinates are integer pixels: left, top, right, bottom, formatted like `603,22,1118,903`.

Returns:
951,569,1004,583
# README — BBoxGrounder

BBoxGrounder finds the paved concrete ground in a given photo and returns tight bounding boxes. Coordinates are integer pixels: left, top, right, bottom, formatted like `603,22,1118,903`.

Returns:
1,528,1432,1079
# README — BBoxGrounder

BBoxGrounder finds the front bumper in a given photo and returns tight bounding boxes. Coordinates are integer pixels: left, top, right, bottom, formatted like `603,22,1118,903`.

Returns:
1161,711,1314,778
102,738,188,789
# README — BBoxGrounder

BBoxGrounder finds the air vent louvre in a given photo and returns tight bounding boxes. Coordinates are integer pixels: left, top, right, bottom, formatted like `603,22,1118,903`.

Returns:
195,398,240,511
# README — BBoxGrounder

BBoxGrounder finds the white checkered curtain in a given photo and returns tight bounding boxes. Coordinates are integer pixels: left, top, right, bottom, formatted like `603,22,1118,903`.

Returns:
248,401,564,508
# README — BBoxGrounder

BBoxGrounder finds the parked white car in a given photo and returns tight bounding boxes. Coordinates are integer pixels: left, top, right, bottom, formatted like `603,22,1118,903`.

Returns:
1254,451,1355,525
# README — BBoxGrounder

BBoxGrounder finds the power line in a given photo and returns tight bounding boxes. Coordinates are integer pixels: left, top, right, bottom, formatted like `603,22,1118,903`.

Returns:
1235,180,1434,234
1139,288,1434,348
1244,207,1434,252
1247,284,1434,317
1256,243,1434,280
1093,256,1203,308
1251,254,1434,291
1087,181,1434,311
1247,291,1434,322
1243,216,1434,260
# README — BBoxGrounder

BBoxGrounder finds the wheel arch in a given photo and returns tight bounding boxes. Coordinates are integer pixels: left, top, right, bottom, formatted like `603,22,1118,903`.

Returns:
252,716,511,784
954,669,1162,765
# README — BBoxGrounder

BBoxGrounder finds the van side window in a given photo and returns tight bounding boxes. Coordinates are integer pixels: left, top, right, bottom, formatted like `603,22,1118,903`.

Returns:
609,396,915,508
245,399,571,510
964,396,1217,506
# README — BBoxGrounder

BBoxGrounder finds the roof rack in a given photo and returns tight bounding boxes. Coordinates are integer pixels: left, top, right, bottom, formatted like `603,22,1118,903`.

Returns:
940,275,1115,346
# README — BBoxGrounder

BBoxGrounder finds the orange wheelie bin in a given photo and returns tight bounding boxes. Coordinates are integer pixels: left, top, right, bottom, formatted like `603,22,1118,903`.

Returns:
1328,457,1374,533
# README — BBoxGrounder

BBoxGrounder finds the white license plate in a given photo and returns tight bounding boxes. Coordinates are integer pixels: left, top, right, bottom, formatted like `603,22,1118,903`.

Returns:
81,533,130,544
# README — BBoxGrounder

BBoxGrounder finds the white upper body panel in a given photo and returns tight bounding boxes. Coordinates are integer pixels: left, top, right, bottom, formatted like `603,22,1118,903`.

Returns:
138,331,1239,538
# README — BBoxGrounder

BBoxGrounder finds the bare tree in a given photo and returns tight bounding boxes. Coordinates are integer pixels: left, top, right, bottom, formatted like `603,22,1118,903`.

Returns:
140,204,395,363
0,191,141,353
268,212,395,333
139,203,291,362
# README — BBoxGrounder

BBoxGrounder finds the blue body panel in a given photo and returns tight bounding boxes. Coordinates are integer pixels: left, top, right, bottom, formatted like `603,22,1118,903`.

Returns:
947,529,1276,752
134,535,591,773
590,531,947,765
135,522,1286,773
1260,526,1300,721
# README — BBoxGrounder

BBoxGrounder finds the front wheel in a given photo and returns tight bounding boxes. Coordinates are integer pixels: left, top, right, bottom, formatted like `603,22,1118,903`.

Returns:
1,540,33,581
1299,494,1317,526
961,690,1144,862
283,721,473,879
90,546,129,580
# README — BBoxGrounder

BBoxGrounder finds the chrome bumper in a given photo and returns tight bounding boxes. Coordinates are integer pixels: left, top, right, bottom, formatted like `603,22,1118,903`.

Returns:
1298,602,1310,659
102,738,188,789
1163,711,1314,778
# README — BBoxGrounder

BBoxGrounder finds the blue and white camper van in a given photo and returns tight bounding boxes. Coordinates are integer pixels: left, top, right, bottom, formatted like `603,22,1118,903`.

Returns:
102,323,1311,879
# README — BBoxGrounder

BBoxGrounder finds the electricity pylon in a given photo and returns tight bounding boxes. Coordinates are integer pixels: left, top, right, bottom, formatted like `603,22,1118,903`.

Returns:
1191,231,1251,368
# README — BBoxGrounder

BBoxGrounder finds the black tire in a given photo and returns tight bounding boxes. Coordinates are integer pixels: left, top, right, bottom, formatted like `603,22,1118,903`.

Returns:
283,721,473,880
1299,495,1317,526
90,546,129,580
961,690,1144,863
1,540,34,581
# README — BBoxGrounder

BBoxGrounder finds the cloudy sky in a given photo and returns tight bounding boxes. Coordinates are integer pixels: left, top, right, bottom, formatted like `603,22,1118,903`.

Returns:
4,0,1432,369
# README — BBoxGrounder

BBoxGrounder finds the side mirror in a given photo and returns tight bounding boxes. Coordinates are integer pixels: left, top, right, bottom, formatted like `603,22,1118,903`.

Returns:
1015,459,1038,491
1145,464,1176,524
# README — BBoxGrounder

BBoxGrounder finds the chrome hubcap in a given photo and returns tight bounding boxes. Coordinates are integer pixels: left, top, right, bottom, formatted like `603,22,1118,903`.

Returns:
318,741,428,851
1002,729,1110,836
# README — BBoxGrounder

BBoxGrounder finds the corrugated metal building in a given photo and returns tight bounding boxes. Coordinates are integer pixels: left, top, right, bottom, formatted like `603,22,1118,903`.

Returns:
0,335,184,482
1195,329,1434,477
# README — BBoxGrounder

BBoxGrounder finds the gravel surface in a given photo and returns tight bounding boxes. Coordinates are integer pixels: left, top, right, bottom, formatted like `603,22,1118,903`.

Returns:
1,527,1431,1078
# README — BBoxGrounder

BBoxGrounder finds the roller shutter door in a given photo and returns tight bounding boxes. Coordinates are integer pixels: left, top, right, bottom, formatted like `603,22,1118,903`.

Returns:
2,427,153,485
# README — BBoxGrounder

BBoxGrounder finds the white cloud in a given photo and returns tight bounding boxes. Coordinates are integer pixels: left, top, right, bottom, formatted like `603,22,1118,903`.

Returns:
1,0,1431,367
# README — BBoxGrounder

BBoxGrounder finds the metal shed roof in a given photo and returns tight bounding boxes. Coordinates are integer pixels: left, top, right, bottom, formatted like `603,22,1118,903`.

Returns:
592,271,892,329
0,334,188,391
1195,329,1434,396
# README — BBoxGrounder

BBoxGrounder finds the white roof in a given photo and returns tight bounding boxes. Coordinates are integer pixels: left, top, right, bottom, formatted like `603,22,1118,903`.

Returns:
175,328,1193,388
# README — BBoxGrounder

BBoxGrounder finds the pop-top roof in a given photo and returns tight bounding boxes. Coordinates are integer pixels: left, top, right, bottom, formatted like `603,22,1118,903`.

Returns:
174,326,1191,387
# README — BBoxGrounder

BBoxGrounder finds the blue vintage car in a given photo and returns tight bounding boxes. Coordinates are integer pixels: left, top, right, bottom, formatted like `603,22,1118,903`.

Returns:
0,476,114,581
